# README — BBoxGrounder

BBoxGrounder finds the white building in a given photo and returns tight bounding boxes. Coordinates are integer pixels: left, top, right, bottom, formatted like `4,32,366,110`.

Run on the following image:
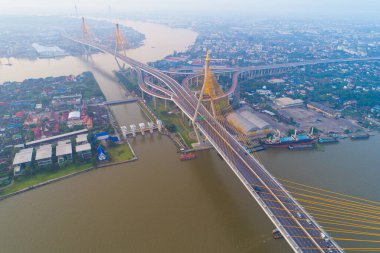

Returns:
76,134,88,145
76,143,92,160
13,148,34,167
32,43,67,58
13,148,34,176
56,140,73,165
35,144,53,167
275,97,304,108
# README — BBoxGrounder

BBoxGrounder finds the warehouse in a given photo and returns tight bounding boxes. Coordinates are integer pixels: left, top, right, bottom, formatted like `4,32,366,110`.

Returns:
226,112,258,134
275,97,304,108
239,111,271,130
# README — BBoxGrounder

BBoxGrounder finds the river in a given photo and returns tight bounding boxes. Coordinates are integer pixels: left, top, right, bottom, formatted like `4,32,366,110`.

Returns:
0,20,379,253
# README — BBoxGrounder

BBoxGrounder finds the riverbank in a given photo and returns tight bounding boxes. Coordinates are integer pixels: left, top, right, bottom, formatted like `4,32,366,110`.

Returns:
0,156,139,201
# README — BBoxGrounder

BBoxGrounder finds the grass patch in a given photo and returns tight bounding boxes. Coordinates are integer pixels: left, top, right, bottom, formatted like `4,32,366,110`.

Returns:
0,162,92,197
108,143,134,162
147,99,196,147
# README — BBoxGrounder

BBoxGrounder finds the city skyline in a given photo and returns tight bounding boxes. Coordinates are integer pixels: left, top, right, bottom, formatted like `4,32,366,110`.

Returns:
1,0,380,18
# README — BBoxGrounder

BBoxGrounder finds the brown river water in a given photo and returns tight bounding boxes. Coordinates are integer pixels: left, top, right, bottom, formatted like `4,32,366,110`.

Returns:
0,19,379,253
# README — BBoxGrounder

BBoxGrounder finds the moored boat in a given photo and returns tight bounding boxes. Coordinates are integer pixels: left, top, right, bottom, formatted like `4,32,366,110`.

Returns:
288,144,315,150
318,137,339,144
262,129,316,148
179,153,196,161
350,133,370,140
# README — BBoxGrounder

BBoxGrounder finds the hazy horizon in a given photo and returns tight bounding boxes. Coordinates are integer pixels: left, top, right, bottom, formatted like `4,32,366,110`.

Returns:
1,0,380,20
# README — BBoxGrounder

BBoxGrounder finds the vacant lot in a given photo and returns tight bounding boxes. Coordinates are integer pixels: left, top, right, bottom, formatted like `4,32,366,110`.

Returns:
281,107,362,133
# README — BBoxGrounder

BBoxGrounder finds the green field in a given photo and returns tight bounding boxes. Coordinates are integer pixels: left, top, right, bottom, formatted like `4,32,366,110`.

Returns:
0,162,93,197
108,143,134,162
147,100,197,147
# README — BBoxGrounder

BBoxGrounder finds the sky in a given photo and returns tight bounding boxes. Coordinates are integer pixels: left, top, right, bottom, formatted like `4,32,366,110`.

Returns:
1,0,380,18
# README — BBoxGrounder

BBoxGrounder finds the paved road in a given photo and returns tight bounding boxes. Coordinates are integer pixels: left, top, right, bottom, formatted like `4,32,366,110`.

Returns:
164,56,380,75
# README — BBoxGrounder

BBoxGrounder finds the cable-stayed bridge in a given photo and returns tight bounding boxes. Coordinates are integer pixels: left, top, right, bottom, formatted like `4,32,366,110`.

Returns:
66,19,380,252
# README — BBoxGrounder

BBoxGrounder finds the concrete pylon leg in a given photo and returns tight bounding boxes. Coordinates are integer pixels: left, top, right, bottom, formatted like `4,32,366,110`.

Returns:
193,124,202,145
153,96,157,110
164,99,167,110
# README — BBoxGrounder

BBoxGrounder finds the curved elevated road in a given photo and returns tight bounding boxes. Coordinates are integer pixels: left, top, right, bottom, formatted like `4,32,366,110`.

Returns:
181,56,380,101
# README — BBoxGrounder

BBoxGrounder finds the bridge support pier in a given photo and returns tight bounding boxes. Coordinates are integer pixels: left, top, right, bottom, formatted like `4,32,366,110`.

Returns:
153,96,157,110
193,124,203,146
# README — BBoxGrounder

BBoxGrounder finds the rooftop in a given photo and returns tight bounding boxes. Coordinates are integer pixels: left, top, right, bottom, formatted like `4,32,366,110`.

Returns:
275,97,304,107
56,143,73,157
239,110,271,130
25,129,88,147
68,111,81,120
13,148,34,165
76,134,88,144
76,143,91,153
226,112,258,134
35,144,52,161
308,102,340,115
57,139,71,146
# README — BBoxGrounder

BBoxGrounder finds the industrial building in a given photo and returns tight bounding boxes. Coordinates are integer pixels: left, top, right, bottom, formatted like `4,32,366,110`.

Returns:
227,110,271,135
227,113,257,134
307,102,341,118
32,43,67,58
239,111,271,130
275,97,304,108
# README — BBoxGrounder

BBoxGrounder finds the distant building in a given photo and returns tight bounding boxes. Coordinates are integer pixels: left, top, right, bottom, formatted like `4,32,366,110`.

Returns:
25,129,88,147
268,78,285,84
32,43,67,58
76,134,88,145
275,97,304,108
35,144,52,167
67,111,83,128
307,102,341,118
262,110,275,116
52,94,82,109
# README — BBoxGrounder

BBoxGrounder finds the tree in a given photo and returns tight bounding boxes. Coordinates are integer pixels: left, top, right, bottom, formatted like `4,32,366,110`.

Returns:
288,129,296,136
167,124,177,133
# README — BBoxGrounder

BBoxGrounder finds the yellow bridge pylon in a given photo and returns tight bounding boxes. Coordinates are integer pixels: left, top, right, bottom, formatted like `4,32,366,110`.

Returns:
81,17,91,40
115,23,127,56
200,52,231,118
